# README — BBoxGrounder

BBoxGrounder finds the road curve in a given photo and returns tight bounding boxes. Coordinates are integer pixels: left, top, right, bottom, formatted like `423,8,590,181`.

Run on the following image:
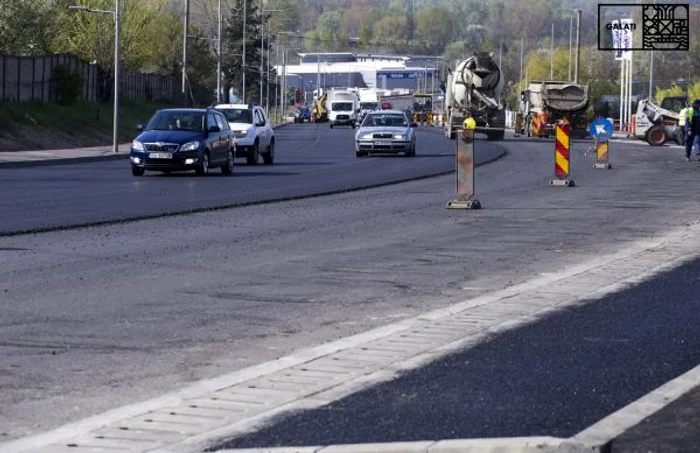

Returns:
0,124,503,235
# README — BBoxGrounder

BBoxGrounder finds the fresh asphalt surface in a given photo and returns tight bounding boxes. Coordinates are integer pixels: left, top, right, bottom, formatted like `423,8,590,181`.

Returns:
3,129,700,444
0,124,502,235
215,256,700,448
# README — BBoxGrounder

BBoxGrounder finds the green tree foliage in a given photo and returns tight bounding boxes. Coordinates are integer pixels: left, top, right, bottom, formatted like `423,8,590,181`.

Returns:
223,0,271,103
414,7,452,54
0,0,54,54
373,15,407,49
50,0,164,70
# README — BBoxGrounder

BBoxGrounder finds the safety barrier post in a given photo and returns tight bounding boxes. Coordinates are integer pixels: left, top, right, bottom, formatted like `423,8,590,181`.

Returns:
446,127,481,209
593,139,612,169
514,112,522,137
549,120,575,187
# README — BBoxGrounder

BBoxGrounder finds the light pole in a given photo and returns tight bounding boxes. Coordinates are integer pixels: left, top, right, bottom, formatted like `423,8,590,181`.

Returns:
260,8,286,107
69,1,120,154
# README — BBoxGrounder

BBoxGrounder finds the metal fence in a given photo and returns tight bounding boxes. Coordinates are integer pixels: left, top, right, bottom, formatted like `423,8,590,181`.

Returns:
0,53,179,104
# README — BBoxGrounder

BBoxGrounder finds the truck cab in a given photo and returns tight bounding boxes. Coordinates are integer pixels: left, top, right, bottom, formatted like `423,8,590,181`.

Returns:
328,89,359,129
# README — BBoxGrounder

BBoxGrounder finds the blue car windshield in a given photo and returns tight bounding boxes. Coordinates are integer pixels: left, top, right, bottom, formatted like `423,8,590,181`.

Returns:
146,111,204,132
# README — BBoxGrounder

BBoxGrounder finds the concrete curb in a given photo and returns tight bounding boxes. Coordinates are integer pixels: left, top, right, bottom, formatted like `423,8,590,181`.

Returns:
0,123,293,169
215,438,597,453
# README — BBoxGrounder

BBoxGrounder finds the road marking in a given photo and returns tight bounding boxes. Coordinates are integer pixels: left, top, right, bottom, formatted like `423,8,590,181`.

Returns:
5,222,700,453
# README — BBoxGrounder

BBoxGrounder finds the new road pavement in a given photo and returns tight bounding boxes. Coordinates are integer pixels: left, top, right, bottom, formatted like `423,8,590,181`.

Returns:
2,126,700,452
0,125,502,235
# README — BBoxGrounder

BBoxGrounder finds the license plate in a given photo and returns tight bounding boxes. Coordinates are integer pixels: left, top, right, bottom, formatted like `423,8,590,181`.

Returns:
149,152,172,159
376,141,392,146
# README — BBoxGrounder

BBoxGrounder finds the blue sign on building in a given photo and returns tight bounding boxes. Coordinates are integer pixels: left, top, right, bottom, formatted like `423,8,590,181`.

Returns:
382,72,420,79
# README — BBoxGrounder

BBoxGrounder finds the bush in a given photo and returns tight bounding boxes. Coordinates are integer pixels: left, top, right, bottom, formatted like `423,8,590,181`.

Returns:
52,64,84,105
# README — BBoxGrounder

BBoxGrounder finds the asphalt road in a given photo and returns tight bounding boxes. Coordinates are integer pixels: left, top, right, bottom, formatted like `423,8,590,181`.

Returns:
0,124,502,235
2,133,700,443
215,255,700,447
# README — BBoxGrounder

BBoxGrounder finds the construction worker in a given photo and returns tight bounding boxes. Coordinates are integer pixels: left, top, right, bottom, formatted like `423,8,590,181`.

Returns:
685,99,700,161
679,102,690,146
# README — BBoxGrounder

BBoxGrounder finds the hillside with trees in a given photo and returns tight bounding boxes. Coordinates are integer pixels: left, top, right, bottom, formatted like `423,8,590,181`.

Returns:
3,0,700,108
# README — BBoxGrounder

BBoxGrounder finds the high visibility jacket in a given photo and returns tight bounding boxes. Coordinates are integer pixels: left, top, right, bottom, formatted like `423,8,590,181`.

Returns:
679,107,690,126
686,108,700,134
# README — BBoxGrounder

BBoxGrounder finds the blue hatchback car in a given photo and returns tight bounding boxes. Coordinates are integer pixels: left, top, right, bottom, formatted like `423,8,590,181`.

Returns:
130,108,235,176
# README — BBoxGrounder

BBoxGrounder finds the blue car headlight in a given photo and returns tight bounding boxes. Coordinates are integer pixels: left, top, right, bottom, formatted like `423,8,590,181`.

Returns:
179,141,200,152
132,140,145,151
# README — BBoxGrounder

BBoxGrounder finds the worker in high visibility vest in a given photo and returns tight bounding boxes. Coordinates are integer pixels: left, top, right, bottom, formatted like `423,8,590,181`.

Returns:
685,99,700,161
679,103,690,146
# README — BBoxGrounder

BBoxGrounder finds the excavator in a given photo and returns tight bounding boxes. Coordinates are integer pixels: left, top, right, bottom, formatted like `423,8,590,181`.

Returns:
311,92,328,123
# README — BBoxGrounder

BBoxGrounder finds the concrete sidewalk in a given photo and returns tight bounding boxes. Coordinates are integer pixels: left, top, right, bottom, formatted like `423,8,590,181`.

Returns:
0,122,292,168
0,143,131,167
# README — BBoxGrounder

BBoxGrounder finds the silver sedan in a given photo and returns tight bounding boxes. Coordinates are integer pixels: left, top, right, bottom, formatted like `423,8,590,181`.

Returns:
355,110,418,157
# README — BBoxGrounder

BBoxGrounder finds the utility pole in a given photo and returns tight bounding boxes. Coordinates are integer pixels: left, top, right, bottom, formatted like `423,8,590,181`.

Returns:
568,16,572,81
216,0,222,103
574,9,581,84
260,0,265,105
266,33,271,113
519,36,524,92
113,0,120,154
182,0,189,105
550,23,554,80
242,0,246,103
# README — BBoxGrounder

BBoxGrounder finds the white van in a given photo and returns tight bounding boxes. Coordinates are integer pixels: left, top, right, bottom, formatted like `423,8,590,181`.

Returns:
328,89,359,129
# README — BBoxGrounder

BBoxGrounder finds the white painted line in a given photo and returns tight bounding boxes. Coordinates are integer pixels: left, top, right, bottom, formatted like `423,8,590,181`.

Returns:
5,222,700,453
572,363,700,447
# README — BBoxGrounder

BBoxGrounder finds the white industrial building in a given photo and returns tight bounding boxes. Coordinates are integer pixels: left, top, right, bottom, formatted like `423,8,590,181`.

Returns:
275,52,439,97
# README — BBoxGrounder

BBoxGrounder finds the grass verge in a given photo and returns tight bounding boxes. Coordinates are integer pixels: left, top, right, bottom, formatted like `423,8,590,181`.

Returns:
0,101,177,151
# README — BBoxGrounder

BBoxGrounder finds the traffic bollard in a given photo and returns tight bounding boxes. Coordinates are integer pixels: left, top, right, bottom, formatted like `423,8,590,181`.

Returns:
446,128,481,209
593,139,612,169
514,112,522,137
549,120,575,187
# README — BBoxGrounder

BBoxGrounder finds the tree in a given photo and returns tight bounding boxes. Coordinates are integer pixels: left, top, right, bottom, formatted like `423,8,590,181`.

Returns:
372,15,407,50
414,7,453,54
222,0,270,104
50,0,164,70
0,0,54,54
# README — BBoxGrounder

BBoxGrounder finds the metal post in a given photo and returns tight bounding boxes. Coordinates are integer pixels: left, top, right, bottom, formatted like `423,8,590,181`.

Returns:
266,31,271,114
446,128,480,209
113,0,120,154
550,23,554,80
242,0,246,103
519,36,524,91
182,0,189,102
574,9,581,84
649,50,654,99
260,2,264,105
275,38,279,120
568,16,572,81
216,0,222,103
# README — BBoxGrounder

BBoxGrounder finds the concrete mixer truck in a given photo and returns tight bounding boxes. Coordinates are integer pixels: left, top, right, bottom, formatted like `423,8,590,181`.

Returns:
443,52,506,141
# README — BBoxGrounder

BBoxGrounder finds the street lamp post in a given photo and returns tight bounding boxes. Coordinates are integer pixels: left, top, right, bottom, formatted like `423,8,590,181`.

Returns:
69,1,120,154
260,8,286,108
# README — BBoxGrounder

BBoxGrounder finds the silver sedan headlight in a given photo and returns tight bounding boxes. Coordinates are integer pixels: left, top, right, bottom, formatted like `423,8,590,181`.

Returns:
360,133,373,140
393,134,406,140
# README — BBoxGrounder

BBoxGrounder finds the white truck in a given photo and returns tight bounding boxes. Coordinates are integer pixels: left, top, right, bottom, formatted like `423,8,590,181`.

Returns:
357,89,380,125
443,52,506,141
328,88,359,129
